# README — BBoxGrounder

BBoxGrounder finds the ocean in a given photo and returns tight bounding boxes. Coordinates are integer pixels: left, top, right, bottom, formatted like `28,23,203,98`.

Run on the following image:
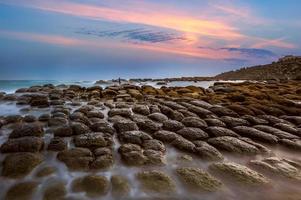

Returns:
0,80,244,94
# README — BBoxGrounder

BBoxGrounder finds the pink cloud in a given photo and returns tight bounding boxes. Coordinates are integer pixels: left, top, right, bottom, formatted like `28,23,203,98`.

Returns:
251,37,296,49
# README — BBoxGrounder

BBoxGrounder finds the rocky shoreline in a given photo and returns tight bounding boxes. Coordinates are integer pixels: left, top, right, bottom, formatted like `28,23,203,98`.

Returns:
0,80,300,200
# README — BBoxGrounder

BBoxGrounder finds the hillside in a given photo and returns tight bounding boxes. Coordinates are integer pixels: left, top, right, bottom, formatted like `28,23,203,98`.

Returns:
215,56,301,80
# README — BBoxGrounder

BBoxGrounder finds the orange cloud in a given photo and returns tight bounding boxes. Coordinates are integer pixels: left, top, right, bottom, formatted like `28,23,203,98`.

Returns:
0,29,244,60
3,0,244,40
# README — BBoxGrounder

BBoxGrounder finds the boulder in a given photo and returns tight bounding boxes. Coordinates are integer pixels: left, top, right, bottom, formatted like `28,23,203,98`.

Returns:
111,175,130,197
35,166,56,177
162,120,184,131
9,123,44,138
208,136,262,155
142,139,166,152
153,130,178,143
279,139,301,151
87,111,104,119
91,154,114,170
74,132,108,149
47,137,67,151
43,181,67,200
206,126,239,137
249,157,301,181
148,112,168,122
71,122,91,135
119,130,152,145
48,117,69,127
220,116,250,127
57,148,93,170
274,123,301,137
113,120,139,133
2,152,43,178
209,162,269,187
241,115,269,125
171,136,195,152
194,141,223,161
233,126,278,144
209,106,239,117
136,120,161,133
118,144,147,166
204,118,226,127
5,181,38,200
136,170,175,193
71,175,110,197
177,127,208,140
254,125,299,139
1,136,44,153
181,117,207,129
108,108,132,118
176,167,222,192
90,121,116,135
132,105,150,115
53,125,73,137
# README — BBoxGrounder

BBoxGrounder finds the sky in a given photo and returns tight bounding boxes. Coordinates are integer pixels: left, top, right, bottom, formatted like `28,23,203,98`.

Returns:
0,0,300,80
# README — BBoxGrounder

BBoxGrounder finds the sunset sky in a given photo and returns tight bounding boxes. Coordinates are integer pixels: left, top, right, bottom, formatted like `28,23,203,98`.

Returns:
0,0,300,80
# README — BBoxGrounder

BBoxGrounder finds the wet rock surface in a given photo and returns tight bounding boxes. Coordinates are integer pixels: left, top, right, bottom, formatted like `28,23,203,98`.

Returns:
0,81,301,199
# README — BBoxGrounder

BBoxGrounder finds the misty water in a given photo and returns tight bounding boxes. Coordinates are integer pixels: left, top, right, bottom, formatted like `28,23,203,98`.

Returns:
0,99,300,200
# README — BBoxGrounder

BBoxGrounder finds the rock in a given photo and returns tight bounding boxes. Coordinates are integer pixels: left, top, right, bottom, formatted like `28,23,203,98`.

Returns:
163,120,184,131
132,105,150,115
53,125,73,137
206,126,239,137
87,111,104,119
204,118,226,127
259,115,291,125
39,114,50,122
1,136,44,153
119,130,152,145
108,108,132,118
148,112,168,122
71,122,91,135
153,130,178,143
111,175,130,197
30,94,49,107
5,181,38,200
279,139,301,151
227,105,254,115
48,117,69,127
43,181,67,200
9,123,44,138
136,120,161,133
57,148,93,170
254,125,299,139
194,141,223,161
74,133,107,148
207,136,262,155
233,126,278,144
5,115,23,124
2,152,43,178
142,139,166,152
90,121,116,135
72,175,110,197
177,127,208,141
136,170,175,193
242,115,269,125
171,136,195,152
176,167,222,192
249,157,301,181
35,166,56,177
274,123,301,136
118,144,147,166
220,116,250,127
187,105,213,118
280,116,301,126
47,137,67,151
181,117,207,129
209,162,269,187
209,106,239,117
23,115,37,123
190,100,213,109
91,154,114,170
128,89,143,100
113,120,139,133
143,149,166,165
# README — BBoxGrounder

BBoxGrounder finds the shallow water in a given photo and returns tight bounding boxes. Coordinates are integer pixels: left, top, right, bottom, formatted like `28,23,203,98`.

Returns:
0,93,300,200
